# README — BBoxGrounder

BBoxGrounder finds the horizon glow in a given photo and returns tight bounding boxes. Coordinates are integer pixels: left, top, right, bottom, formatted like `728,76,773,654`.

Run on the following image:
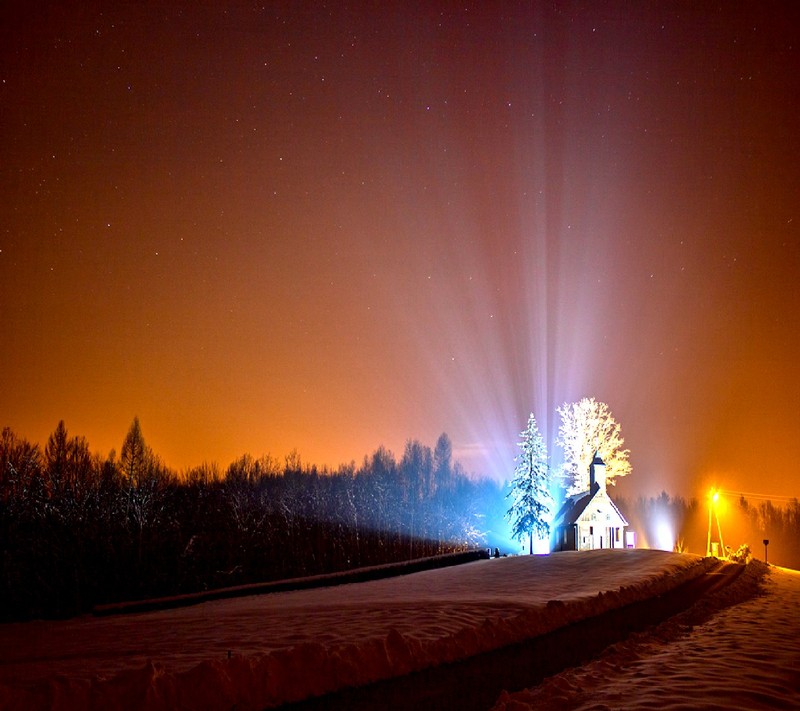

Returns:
1,3,798,502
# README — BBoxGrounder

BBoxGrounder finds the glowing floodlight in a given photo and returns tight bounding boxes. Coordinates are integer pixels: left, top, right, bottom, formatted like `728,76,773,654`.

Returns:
532,537,550,555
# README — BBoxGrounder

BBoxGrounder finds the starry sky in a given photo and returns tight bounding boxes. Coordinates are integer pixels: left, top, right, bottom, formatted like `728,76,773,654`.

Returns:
1,2,798,499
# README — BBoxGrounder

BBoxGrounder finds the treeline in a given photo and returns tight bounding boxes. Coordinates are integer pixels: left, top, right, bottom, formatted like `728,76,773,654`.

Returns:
0,419,502,622
736,496,800,568
617,492,800,569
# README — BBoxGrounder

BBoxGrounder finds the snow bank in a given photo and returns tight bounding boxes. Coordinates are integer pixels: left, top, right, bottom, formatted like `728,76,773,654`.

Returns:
0,549,711,710
493,561,800,710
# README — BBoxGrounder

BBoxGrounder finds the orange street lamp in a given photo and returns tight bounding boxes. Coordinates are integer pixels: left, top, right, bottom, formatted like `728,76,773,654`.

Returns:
706,489,714,557
706,489,725,558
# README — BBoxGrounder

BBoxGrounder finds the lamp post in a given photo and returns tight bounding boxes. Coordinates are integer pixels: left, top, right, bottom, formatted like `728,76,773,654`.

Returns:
715,492,725,558
763,539,769,565
706,489,725,558
706,489,718,557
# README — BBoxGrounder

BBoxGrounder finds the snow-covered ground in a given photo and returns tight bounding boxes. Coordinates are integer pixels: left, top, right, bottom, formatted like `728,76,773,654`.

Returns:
494,562,800,710
0,550,762,710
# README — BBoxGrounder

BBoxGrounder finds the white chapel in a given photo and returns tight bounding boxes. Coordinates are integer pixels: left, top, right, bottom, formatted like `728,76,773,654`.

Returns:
551,453,629,551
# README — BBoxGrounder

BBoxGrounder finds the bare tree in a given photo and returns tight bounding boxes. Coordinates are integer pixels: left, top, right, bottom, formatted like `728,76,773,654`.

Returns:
119,417,170,570
433,433,454,495
120,417,149,488
0,427,43,512
556,397,631,495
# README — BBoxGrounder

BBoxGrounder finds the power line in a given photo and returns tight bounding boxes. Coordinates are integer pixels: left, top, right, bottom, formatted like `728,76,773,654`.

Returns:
719,489,799,504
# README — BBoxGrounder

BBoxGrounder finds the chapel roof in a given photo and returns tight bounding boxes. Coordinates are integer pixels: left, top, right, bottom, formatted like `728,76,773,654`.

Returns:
553,481,629,527
553,490,593,527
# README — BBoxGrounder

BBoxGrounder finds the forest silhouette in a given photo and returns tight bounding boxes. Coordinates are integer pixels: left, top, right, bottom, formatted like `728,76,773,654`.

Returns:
2,419,797,622
0,420,505,621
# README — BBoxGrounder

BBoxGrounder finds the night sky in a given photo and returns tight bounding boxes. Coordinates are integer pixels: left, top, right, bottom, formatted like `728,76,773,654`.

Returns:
2,2,798,499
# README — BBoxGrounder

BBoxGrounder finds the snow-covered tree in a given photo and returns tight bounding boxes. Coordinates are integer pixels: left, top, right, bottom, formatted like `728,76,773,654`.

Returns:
556,397,631,496
506,413,553,554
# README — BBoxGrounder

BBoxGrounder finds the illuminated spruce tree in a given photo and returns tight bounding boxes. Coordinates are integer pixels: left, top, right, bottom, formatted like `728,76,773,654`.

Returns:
556,397,631,496
506,413,553,554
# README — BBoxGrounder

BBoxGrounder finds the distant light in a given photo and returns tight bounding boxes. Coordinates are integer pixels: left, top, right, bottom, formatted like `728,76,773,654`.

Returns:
532,537,550,555
654,519,674,552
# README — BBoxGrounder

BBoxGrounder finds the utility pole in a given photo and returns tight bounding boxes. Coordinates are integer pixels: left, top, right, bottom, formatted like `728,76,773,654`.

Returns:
706,489,725,558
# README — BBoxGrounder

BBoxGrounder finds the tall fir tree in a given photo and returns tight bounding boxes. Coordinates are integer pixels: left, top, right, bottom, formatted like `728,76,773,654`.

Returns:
506,413,553,554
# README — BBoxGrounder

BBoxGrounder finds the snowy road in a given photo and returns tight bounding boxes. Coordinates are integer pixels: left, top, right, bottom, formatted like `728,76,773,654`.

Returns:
0,550,726,710
495,561,798,710
286,559,747,710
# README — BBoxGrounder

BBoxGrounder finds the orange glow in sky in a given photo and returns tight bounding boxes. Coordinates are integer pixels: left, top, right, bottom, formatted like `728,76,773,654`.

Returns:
1,3,798,499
